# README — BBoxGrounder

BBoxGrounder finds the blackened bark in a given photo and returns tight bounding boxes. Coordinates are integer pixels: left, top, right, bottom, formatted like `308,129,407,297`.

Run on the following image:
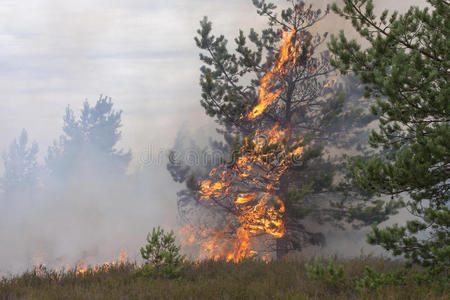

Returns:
276,235,290,259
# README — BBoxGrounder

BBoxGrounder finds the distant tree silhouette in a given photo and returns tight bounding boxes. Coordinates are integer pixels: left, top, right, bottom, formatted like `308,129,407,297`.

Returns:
1,129,39,196
46,96,131,182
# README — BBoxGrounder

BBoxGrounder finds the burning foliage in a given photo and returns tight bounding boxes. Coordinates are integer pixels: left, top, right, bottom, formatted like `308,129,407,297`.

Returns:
172,0,386,263
247,30,298,120
181,29,305,262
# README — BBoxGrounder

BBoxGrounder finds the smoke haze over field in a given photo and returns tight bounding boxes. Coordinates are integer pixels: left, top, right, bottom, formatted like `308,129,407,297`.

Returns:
0,0,426,162
0,0,426,274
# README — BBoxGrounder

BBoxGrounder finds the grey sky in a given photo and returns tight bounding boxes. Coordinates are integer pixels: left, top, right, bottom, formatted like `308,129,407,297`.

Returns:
0,0,268,172
0,0,426,171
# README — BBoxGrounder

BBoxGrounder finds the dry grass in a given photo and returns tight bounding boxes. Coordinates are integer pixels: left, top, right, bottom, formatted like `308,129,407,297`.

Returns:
0,256,448,299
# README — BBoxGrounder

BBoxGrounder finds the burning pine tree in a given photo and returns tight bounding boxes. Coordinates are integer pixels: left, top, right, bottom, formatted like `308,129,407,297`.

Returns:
193,30,305,262
169,0,400,261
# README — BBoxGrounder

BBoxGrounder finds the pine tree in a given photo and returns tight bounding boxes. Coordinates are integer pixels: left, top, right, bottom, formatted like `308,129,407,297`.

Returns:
329,0,449,274
46,95,131,182
1,129,39,197
169,0,400,259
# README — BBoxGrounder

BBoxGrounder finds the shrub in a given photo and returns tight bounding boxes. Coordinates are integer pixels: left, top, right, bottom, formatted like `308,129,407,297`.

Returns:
305,260,345,285
355,266,406,292
136,226,185,279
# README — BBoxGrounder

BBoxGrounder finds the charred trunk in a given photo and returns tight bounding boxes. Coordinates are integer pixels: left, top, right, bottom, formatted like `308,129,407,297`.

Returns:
276,170,291,259
276,235,289,259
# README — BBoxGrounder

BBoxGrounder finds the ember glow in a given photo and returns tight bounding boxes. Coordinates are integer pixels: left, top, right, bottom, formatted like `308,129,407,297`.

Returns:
76,250,128,275
183,29,304,262
75,249,128,275
33,250,129,276
323,78,337,88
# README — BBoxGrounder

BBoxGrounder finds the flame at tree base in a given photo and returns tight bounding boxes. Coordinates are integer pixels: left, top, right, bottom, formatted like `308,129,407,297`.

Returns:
181,123,302,263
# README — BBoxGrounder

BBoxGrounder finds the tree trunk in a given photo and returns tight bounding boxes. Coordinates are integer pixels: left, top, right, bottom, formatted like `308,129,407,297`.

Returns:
276,169,291,259
276,79,296,260
276,235,289,259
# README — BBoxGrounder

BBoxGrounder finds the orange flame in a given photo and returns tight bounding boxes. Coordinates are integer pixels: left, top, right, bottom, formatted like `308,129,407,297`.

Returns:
199,180,231,200
184,29,304,262
236,193,256,204
74,250,128,276
31,250,129,276
323,78,337,88
247,29,298,120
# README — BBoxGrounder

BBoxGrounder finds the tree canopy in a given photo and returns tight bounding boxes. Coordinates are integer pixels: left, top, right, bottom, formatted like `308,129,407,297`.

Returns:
329,0,449,274
47,95,131,182
169,0,400,260
1,129,39,197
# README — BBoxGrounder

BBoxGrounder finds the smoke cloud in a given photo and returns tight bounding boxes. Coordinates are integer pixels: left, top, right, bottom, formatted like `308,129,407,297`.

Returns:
0,0,425,275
